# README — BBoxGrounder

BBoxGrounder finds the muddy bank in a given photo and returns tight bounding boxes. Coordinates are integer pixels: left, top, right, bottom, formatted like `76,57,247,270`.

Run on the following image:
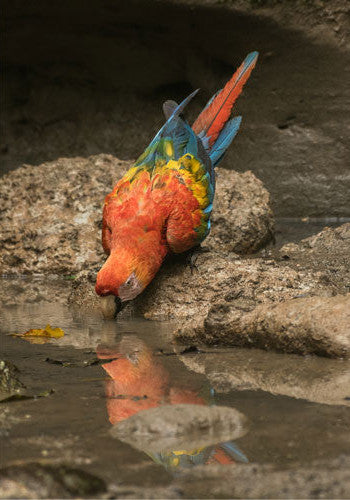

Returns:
174,455,350,499
177,292,350,357
277,222,350,296
2,455,350,500
1,147,348,357
69,222,350,357
0,463,106,499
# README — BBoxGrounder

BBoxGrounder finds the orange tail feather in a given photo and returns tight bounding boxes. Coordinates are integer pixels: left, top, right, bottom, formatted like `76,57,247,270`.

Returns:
192,51,258,148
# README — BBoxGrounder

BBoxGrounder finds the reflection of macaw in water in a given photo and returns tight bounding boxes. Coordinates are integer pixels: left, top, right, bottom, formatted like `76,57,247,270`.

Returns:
97,336,248,470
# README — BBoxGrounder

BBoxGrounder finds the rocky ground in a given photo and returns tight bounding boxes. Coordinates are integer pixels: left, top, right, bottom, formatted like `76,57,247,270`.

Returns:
1,153,349,358
2,457,350,499
0,154,273,275
69,222,350,357
0,464,107,500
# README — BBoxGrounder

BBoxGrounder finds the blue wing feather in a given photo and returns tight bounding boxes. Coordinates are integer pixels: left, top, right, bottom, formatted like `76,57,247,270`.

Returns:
135,89,200,168
221,441,249,463
131,88,215,246
209,116,242,166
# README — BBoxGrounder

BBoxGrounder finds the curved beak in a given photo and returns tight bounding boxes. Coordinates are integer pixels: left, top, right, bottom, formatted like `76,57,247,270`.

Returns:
118,272,144,301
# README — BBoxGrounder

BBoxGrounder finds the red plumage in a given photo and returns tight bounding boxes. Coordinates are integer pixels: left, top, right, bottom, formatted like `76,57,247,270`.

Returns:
192,52,258,147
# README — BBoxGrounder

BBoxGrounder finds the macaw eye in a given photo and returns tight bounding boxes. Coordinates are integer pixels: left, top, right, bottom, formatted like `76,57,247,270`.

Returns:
124,273,135,287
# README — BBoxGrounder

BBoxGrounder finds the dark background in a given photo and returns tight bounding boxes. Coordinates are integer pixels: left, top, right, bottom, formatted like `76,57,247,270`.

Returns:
2,0,350,216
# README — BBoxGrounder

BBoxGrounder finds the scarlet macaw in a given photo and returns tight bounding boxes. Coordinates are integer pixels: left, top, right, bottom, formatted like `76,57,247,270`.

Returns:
96,52,258,300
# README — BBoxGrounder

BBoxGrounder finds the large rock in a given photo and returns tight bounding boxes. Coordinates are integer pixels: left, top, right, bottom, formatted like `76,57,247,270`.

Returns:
0,155,273,276
0,360,26,402
0,155,129,275
207,169,273,254
177,293,350,358
278,223,350,295
112,404,247,454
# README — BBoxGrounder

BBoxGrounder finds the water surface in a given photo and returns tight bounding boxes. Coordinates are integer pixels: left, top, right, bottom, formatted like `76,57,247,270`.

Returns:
1,282,350,492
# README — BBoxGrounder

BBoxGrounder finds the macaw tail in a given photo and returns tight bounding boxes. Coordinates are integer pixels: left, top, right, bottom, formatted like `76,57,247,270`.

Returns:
192,51,258,166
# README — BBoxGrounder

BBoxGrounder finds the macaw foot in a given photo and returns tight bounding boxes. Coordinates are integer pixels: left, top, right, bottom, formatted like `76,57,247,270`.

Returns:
186,245,210,274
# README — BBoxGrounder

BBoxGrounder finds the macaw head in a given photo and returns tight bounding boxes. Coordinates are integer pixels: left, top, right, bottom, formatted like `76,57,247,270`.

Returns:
95,248,147,301
95,188,169,301
95,232,168,301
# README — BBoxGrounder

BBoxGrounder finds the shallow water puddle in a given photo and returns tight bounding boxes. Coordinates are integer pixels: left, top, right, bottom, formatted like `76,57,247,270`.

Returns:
1,288,350,490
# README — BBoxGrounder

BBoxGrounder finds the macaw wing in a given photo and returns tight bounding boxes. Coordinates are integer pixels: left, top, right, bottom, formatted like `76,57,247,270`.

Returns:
105,91,200,209
133,90,200,171
164,136,215,251
151,102,215,251
105,90,215,253
118,88,214,190
133,117,199,175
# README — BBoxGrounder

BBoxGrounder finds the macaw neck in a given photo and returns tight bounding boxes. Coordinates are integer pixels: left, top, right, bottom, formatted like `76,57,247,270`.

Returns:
109,218,169,288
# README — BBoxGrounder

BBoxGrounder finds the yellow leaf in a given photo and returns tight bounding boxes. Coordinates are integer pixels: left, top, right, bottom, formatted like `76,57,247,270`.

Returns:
13,324,64,340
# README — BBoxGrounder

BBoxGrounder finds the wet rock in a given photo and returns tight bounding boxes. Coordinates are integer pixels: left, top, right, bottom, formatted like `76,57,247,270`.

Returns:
279,223,350,295
174,455,350,499
68,270,117,319
282,222,350,254
111,404,247,453
207,168,274,254
68,221,350,358
121,251,329,321
178,293,350,358
0,463,106,499
0,277,71,308
0,360,26,401
0,155,128,275
179,348,350,407
0,156,273,277
69,246,343,356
